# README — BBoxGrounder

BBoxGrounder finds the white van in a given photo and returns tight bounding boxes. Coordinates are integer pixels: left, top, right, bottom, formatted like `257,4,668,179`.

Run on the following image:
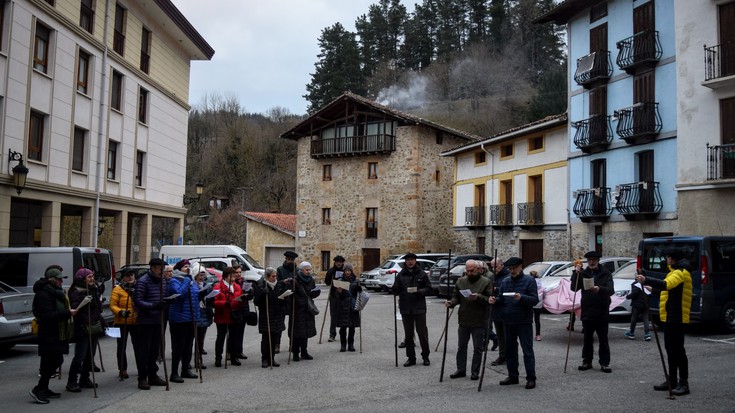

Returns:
159,244,264,281
0,247,115,320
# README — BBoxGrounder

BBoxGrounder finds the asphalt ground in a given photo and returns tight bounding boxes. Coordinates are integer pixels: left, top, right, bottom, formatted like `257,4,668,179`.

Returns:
1,289,734,413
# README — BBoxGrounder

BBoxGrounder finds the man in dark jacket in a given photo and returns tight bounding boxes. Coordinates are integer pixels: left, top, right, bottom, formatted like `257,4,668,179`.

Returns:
277,251,298,281
571,251,614,373
445,260,493,380
132,258,169,390
324,255,345,342
489,258,509,365
30,266,76,404
488,257,538,389
391,253,433,367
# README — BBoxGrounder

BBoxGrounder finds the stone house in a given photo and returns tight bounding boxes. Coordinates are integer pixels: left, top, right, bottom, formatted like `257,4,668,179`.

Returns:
280,92,480,273
240,211,295,269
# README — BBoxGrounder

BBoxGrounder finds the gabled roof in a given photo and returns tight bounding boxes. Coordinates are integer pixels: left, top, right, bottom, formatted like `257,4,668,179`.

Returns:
440,113,567,156
280,92,482,142
239,211,296,237
533,0,600,25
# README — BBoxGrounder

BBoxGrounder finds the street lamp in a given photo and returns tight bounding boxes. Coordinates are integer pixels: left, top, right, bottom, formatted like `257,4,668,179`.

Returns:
8,150,29,195
183,180,205,206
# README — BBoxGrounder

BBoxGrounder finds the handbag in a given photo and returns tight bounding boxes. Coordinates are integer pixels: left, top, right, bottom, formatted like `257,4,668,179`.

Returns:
84,321,105,336
353,291,370,311
306,297,320,316
246,310,258,326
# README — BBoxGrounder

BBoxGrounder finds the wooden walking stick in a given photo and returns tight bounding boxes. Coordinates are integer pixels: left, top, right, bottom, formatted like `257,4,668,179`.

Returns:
86,296,98,398
434,307,454,352
159,278,170,390
564,259,583,374
439,256,451,382
393,292,398,367
266,291,273,370
318,288,331,344
359,309,363,354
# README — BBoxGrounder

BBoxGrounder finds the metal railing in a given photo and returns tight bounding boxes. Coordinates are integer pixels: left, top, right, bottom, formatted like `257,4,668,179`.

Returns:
489,204,513,226
574,50,613,86
707,142,735,180
517,202,543,225
614,182,662,215
465,206,486,227
615,102,662,142
704,43,735,81
310,134,396,158
615,30,662,72
573,187,612,220
572,115,612,152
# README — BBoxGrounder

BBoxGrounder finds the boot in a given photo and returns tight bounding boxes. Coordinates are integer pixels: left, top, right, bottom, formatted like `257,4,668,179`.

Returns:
672,381,690,396
348,338,355,352
340,337,347,352
654,377,677,391
66,380,81,393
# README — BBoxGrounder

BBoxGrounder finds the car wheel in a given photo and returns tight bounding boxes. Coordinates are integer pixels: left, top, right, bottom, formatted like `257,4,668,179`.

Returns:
721,301,735,333
0,343,15,353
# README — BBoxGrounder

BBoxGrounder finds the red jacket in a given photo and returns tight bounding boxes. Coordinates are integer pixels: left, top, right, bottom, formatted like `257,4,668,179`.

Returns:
213,280,244,324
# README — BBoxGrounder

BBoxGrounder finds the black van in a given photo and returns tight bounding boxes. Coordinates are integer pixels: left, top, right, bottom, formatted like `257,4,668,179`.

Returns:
638,236,735,332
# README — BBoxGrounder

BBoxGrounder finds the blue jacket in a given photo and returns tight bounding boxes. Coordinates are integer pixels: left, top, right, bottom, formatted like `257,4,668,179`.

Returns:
167,271,200,323
495,272,538,325
133,271,168,325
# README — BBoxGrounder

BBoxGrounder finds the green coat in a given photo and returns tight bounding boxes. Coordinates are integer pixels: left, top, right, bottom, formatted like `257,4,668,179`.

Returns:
449,275,493,328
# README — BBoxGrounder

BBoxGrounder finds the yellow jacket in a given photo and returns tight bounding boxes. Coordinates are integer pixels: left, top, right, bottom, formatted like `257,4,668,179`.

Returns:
652,264,692,324
110,284,137,325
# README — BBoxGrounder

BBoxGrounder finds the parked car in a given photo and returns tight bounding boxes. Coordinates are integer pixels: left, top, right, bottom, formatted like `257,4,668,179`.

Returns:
378,259,435,292
429,254,493,294
190,257,262,282
0,281,35,352
540,257,634,292
360,267,381,289
611,259,638,316
115,264,151,281
523,261,571,279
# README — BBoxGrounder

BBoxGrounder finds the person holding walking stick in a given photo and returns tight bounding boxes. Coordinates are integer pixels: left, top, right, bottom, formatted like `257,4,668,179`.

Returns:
445,260,493,381
194,267,214,370
635,248,693,396
254,267,287,368
489,258,509,365
334,263,361,352
391,253,432,367
276,251,298,354
66,268,104,393
132,258,169,390
488,257,538,390
323,255,346,343
213,267,244,367
110,269,138,380
167,260,200,383
285,261,321,361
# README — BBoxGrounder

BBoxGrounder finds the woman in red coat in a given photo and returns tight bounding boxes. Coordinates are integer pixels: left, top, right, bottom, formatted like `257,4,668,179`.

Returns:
213,267,244,367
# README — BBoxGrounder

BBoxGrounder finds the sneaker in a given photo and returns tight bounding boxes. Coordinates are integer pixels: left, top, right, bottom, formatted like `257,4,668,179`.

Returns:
578,363,593,371
30,387,49,404
535,335,541,341
327,336,335,342
44,388,61,398
600,365,612,373
624,331,635,340
644,333,652,341
672,382,690,396
65,382,81,393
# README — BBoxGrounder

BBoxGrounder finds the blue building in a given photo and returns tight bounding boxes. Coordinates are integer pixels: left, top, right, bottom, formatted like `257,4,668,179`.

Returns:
535,0,677,257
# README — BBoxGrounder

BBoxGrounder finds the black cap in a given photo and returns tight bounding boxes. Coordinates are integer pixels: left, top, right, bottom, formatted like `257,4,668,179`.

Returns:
584,251,602,259
663,248,685,261
284,251,298,259
504,257,523,267
403,253,418,260
333,255,345,262
149,258,166,267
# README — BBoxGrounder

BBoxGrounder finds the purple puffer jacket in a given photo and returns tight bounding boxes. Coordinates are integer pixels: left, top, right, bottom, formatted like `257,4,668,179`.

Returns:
133,271,168,325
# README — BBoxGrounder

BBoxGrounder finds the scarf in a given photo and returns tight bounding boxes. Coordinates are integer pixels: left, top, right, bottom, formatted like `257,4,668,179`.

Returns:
266,279,277,289
297,271,313,284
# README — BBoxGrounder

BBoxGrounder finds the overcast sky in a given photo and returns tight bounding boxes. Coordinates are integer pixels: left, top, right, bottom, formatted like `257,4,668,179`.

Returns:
171,0,384,116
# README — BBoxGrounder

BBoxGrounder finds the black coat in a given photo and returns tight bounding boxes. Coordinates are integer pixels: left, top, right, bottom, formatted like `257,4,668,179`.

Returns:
570,266,614,321
334,276,361,328
253,279,287,335
391,265,432,315
626,281,648,311
32,279,72,355
68,281,105,340
285,273,321,338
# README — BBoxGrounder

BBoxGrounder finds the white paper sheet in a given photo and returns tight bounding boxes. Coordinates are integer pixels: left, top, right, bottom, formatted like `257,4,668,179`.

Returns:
205,289,220,300
75,296,92,311
278,290,293,299
106,327,121,338
583,278,595,290
460,289,472,298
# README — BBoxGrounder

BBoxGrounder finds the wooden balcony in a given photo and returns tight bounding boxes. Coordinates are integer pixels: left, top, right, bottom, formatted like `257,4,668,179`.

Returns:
615,30,662,74
614,182,662,221
573,187,612,223
310,134,396,159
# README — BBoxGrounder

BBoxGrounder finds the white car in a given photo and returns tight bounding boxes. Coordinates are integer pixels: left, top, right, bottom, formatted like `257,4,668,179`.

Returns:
611,260,638,316
378,259,435,292
540,257,634,292
361,267,382,291
523,261,571,279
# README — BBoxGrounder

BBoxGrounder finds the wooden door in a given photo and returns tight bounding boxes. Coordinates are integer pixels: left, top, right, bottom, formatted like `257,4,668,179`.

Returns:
633,1,655,62
638,150,655,212
521,240,543,265
362,248,381,273
634,70,655,133
720,2,735,77
720,97,735,178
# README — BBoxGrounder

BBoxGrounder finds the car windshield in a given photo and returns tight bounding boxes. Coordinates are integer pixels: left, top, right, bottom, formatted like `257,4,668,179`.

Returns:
381,260,398,269
524,263,551,276
613,261,638,280
433,258,450,268
449,265,465,276
548,262,583,277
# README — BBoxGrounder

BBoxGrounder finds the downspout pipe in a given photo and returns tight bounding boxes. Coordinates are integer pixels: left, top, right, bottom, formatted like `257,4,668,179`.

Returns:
93,0,111,247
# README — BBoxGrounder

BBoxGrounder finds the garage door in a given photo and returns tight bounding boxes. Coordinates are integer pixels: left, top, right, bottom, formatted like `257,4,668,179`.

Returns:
265,247,292,269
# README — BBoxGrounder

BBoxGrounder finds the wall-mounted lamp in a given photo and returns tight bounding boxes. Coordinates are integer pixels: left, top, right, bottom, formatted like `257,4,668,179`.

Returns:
98,218,106,236
182,180,205,206
8,150,29,195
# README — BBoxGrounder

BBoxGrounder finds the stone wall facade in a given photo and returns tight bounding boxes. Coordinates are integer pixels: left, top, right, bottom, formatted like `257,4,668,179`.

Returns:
451,226,570,262
246,220,294,266
570,218,679,259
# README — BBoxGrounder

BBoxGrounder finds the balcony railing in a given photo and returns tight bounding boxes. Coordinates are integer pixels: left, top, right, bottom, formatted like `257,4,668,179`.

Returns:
707,142,735,180
574,51,613,88
517,202,543,226
465,206,486,227
489,204,513,226
704,43,735,82
614,102,662,144
310,134,396,158
615,30,662,74
573,187,612,222
573,115,612,153
614,182,662,220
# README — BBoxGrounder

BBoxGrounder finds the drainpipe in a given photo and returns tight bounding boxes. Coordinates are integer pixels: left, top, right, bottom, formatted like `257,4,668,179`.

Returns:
481,143,494,255
93,0,111,247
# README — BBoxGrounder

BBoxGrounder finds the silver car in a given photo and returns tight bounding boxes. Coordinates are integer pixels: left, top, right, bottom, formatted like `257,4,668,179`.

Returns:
378,259,435,292
611,260,638,316
0,281,35,352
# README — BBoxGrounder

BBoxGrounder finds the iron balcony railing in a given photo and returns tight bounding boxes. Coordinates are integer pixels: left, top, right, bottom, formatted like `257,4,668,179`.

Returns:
614,102,662,144
517,202,543,225
707,142,735,180
615,30,662,73
573,187,612,221
574,50,613,87
465,206,486,227
614,182,662,216
310,134,396,158
704,43,735,81
489,204,513,226
572,115,612,153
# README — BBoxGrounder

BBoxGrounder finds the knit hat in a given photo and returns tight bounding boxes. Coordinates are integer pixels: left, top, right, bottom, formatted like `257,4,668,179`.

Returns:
173,259,191,271
343,263,354,272
190,263,206,276
74,268,94,283
299,261,312,270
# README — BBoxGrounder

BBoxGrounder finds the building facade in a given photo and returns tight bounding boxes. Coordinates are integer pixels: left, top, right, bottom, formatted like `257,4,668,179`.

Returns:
674,0,735,235
281,92,479,273
536,0,678,257
0,0,213,264
441,114,569,263
240,211,295,269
